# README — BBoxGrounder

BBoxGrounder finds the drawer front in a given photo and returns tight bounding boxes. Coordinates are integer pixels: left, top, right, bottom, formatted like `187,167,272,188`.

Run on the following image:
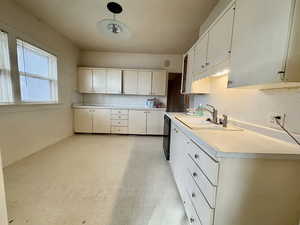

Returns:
184,190,202,225
111,120,128,127
111,126,128,134
186,155,217,208
187,172,214,225
111,114,128,120
187,141,219,185
111,109,129,115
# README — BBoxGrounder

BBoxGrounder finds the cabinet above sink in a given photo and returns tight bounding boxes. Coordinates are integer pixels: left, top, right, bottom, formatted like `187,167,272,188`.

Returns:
182,0,300,93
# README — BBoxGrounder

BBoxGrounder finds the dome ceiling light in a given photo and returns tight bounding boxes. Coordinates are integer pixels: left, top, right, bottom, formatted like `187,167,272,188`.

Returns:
97,2,131,39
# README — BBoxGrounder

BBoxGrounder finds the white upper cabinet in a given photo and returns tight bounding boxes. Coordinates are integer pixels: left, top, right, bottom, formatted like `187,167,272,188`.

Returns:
194,33,209,76
146,111,164,135
78,68,93,93
151,71,167,96
137,71,152,95
106,69,122,94
207,5,235,69
93,69,106,93
123,70,138,94
93,109,111,133
229,0,300,88
128,110,147,134
185,49,194,93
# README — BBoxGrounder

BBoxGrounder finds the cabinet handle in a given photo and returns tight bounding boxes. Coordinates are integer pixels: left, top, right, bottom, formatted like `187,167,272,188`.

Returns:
192,172,197,177
206,62,210,66
201,65,205,69
192,192,196,198
194,154,199,159
186,141,190,144
190,218,195,223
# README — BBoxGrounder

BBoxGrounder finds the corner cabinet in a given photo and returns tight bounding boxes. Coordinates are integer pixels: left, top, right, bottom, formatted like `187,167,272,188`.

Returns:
229,0,300,89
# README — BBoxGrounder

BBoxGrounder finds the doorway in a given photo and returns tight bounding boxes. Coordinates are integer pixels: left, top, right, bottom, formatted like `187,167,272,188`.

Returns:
166,73,185,112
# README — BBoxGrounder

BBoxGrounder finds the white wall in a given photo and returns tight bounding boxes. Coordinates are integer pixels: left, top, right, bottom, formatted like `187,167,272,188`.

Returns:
0,0,79,167
79,51,182,73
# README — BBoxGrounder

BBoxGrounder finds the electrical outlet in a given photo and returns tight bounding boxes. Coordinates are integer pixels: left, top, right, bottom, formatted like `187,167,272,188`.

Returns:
268,112,286,128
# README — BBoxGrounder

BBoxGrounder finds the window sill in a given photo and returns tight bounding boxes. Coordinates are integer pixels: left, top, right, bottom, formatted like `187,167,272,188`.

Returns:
0,102,63,107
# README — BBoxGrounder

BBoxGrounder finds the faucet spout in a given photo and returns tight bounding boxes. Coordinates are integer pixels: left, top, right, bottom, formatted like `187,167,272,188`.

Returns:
205,104,218,124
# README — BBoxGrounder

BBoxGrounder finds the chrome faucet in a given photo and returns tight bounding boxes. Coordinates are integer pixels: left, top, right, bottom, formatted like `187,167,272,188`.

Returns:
205,104,218,124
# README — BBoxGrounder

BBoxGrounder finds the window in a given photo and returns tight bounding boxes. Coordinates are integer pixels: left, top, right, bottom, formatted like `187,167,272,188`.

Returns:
0,31,13,103
17,39,58,103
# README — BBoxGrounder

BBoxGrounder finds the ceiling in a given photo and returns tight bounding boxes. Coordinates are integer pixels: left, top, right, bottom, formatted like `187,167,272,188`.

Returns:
14,0,218,54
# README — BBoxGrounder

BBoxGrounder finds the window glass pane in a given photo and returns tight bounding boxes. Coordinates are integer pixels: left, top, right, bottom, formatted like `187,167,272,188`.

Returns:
20,75,52,102
17,39,58,103
0,31,13,103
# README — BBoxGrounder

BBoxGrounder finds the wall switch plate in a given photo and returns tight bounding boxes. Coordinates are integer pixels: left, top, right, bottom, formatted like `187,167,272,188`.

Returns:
268,112,286,128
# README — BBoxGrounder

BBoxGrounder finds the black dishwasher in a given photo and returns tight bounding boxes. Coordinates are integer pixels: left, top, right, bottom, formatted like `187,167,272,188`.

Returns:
163,115,171,160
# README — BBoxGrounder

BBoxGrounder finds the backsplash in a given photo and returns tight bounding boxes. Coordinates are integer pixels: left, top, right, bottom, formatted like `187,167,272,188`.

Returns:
83,94,167,108
191,75,300,134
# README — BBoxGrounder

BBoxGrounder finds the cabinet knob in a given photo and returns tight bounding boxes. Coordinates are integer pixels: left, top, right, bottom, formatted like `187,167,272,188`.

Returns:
201,65,205,69
194,154,199,159
206,62,210,66
192,172,197,177
192,192,196,198
190,218,195,223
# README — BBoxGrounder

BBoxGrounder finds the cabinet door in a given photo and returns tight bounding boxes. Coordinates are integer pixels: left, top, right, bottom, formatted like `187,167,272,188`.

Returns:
229,0,293,87
74,109,93,133
207,5,235,68
137,71,152,95
128,110,147,134
78,69,93,93
185,49,194,93
93,109,111,133
93,69,106,93
106,69,122,94
146,111,165,135
194,33,209,75
123,70,138,94
151,71,167,96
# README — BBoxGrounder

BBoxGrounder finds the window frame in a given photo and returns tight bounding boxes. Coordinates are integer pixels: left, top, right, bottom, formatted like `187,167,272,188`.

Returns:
0,24,61,108
17,38,59,104
0,30,14,105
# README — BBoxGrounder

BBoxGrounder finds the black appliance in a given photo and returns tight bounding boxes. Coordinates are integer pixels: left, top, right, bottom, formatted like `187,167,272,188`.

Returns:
163,115,171,160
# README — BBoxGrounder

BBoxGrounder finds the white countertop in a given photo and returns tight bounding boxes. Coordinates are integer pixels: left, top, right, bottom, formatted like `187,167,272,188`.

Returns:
72,104,166,111
166,113,300,159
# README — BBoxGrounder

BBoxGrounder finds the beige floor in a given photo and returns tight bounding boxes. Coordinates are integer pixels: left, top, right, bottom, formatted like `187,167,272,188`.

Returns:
4,135,187,225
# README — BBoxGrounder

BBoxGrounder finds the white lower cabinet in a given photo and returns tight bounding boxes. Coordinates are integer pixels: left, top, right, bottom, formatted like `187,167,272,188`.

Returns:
74,109,93,133
74,108,164,135
93,109,111,133
128,110,147,134
74,108,111,133
169,120,300,225
146,111,164,135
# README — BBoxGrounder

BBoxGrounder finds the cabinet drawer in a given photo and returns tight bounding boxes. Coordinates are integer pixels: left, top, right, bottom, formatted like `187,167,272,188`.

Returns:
185,197,202,225
111,109,129,115
111,120,128,127
186,155,217,208
111,114,128,120
187,140,219,185
111,126,128,134
187,172,214,225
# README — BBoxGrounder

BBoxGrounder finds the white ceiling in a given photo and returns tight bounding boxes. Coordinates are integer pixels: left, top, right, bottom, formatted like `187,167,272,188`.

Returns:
14,0,218,54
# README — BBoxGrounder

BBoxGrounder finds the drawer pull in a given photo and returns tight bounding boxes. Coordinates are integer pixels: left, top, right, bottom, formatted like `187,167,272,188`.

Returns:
192,172,198,177
194,154,199,159
192,192,196,198
190,218,195,223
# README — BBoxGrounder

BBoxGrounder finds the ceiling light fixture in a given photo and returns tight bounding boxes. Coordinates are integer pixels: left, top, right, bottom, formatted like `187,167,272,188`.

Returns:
97,2,131,39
